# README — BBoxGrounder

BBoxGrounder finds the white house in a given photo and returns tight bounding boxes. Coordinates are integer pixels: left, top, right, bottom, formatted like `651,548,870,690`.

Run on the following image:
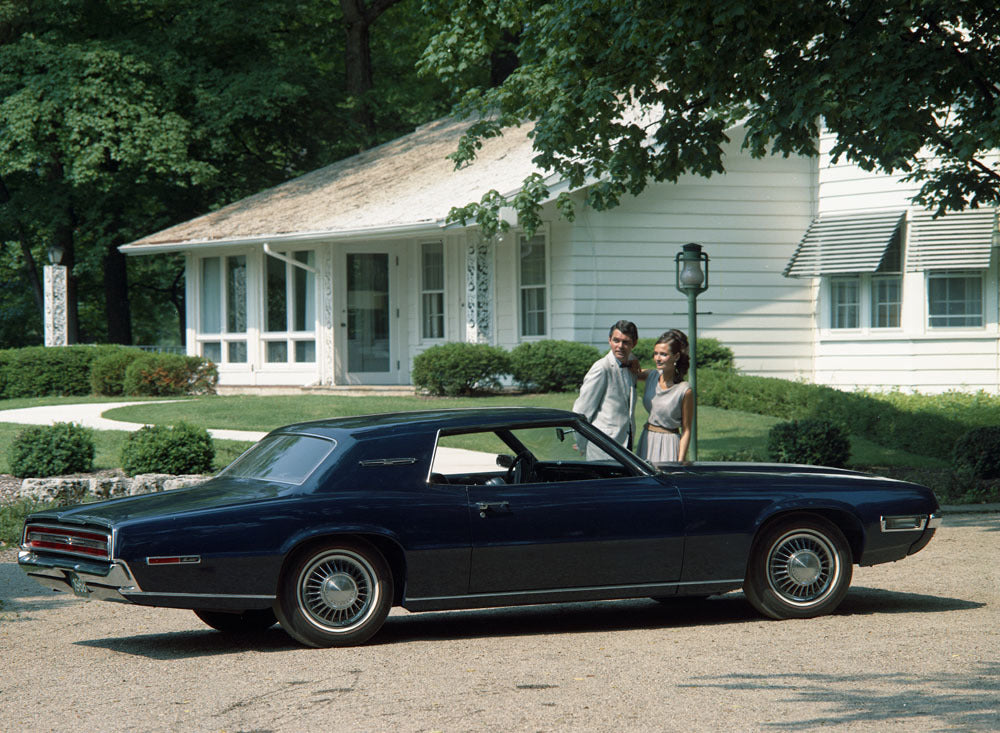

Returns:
121,117,1000,394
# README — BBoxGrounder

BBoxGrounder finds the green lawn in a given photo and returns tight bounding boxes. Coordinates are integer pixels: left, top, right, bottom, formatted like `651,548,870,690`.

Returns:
0,392,947,474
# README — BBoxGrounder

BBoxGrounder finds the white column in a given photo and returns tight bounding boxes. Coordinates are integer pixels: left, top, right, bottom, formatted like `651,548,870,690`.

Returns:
43,265,68,347
465,235,495,343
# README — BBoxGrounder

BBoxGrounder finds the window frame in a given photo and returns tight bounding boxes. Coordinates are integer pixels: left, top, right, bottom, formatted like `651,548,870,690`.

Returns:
420,241,446,342
518,232,549,340
926,270,984,330
197,254,249,365
262,249,317,365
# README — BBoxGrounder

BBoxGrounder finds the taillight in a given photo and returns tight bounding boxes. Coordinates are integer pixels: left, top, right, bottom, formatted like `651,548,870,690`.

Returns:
23,524,111,561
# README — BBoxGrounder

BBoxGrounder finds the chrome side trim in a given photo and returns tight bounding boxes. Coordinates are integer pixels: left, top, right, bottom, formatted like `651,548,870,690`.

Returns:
927,513,943,529
406,578,744,604
121,591,275,600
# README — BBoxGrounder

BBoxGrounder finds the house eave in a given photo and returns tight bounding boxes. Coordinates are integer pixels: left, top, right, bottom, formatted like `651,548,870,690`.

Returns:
120,219,449,255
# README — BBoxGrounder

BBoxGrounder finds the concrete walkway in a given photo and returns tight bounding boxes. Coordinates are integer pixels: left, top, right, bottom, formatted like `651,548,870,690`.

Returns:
0,401,267,442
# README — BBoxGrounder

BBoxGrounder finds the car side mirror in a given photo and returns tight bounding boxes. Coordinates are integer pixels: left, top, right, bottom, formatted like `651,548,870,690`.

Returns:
555,428,575,442
496,454,515,469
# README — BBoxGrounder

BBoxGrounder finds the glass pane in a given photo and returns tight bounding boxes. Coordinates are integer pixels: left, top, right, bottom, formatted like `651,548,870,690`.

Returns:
293,251,315,332
872,276,901,328
202,341,221,363
422,242,444,290
830,278,859,329
266,341,288,363
521,287,546,336
295,340,316,362
222,433,337,485
422,292,444,339
200,258,221,333
347,253,390,372
520,235,546,286
266,255,287,332
226,255,247,333
929,273,982,327
228,340,247,363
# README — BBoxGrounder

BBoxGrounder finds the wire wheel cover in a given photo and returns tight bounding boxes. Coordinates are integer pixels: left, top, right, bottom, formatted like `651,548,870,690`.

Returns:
297,550,378,632
766,529,840,606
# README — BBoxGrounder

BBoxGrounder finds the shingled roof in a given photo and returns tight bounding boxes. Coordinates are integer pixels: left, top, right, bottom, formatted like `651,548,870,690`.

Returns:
122,116,541,253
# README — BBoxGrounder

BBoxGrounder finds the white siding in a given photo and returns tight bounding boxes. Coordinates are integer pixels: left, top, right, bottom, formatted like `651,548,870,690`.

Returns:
553,126,818,380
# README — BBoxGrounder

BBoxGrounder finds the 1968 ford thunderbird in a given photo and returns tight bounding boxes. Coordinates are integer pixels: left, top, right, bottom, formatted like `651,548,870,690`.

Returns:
20,407,940,647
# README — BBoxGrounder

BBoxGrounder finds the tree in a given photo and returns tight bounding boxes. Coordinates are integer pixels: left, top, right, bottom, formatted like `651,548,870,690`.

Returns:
419,0,1000,234
0,0,450,348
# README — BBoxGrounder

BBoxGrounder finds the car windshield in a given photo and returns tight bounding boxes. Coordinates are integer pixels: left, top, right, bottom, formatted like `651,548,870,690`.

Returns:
221,433,337,485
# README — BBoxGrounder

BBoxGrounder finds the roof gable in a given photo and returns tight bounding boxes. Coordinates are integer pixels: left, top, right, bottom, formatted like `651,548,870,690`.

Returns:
124,117,540,251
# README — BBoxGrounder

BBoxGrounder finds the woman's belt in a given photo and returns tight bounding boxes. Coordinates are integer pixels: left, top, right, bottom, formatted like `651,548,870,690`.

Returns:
645,423,679,435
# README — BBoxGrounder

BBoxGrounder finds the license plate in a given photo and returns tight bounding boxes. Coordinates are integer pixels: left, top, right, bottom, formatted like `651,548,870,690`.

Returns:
67,571,90,599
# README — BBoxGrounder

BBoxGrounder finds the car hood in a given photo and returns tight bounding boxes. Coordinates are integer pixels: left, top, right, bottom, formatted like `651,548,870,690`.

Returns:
28,477,296,529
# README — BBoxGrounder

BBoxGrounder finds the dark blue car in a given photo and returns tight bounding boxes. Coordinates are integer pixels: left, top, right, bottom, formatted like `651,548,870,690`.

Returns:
19,407,940,647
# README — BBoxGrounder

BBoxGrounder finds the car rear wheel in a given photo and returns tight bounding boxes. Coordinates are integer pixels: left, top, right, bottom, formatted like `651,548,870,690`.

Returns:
193,608,277,633
275,539,392,648
744,515,853,620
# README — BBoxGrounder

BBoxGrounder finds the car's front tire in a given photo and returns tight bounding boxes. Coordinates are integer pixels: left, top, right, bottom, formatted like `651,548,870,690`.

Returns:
194,608,277,633
744,515,853,620
275,539,392,647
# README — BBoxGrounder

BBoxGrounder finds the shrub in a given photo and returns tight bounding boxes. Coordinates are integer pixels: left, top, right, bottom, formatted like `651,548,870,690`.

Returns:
120,422,215,476
411,342,510,396
90,348,147,396
767,418,851,468
9,423,95,478
952,426,1000,480
0,344,124,398
699,370,965,461
508,340,602,392
632,336,734,371
123,353,218,396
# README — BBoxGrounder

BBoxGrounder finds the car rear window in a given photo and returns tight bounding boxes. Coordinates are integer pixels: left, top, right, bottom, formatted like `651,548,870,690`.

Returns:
221,433,337,485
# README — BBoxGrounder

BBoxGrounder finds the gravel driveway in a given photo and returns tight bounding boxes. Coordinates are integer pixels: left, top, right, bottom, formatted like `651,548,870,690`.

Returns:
1,513,997,732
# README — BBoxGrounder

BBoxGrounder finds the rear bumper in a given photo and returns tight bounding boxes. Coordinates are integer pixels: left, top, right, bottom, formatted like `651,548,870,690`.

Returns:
18,550,139,603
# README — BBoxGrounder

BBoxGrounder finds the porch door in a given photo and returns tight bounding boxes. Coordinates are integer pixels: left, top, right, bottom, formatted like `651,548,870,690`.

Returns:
340,247,399,383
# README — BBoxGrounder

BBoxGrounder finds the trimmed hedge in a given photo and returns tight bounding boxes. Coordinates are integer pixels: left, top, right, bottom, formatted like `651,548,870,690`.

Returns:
90,348,148,396
10,423,96,478
509,340,602,392
412,343,510,396
120,422,215,476
0,344,125,398
699,369,970,461
123,353,218,396
952,426,1000,480
767,418,851,468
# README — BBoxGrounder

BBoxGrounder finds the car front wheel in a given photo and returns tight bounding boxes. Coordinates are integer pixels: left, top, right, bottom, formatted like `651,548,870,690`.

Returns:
744,515,853,620
275,539,392,647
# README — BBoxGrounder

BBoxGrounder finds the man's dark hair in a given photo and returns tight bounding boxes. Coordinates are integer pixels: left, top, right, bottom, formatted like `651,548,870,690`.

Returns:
609,319,638,344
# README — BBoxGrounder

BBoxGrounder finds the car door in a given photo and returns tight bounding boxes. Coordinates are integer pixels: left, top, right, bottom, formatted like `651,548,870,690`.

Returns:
464,427,684,594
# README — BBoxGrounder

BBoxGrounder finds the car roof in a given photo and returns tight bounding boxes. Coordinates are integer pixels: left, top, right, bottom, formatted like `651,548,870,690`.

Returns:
270,407,580,439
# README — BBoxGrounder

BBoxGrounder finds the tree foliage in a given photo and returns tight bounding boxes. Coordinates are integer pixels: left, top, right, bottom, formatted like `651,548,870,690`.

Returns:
0,0,450,348
419,0,1000,233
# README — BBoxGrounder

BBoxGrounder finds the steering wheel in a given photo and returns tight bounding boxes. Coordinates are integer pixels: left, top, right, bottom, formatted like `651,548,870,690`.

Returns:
506,451,534,484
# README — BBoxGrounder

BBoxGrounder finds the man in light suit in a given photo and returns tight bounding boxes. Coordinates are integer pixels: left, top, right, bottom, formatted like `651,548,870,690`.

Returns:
572,320,639,459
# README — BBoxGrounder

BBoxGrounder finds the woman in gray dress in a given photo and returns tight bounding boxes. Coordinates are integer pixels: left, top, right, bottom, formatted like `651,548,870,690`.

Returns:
635,329,693,462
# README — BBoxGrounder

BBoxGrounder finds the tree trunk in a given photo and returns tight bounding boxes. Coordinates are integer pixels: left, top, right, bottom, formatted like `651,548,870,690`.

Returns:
104,242,132,344
339,0,401,145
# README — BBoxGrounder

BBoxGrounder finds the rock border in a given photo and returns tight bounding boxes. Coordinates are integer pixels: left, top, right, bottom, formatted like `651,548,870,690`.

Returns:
16,474,212,504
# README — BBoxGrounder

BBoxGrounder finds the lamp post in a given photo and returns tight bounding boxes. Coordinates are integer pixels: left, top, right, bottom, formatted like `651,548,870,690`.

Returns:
675,242,709,461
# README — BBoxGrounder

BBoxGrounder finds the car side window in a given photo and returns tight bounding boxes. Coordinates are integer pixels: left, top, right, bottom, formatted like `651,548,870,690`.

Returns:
429,425,630,486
